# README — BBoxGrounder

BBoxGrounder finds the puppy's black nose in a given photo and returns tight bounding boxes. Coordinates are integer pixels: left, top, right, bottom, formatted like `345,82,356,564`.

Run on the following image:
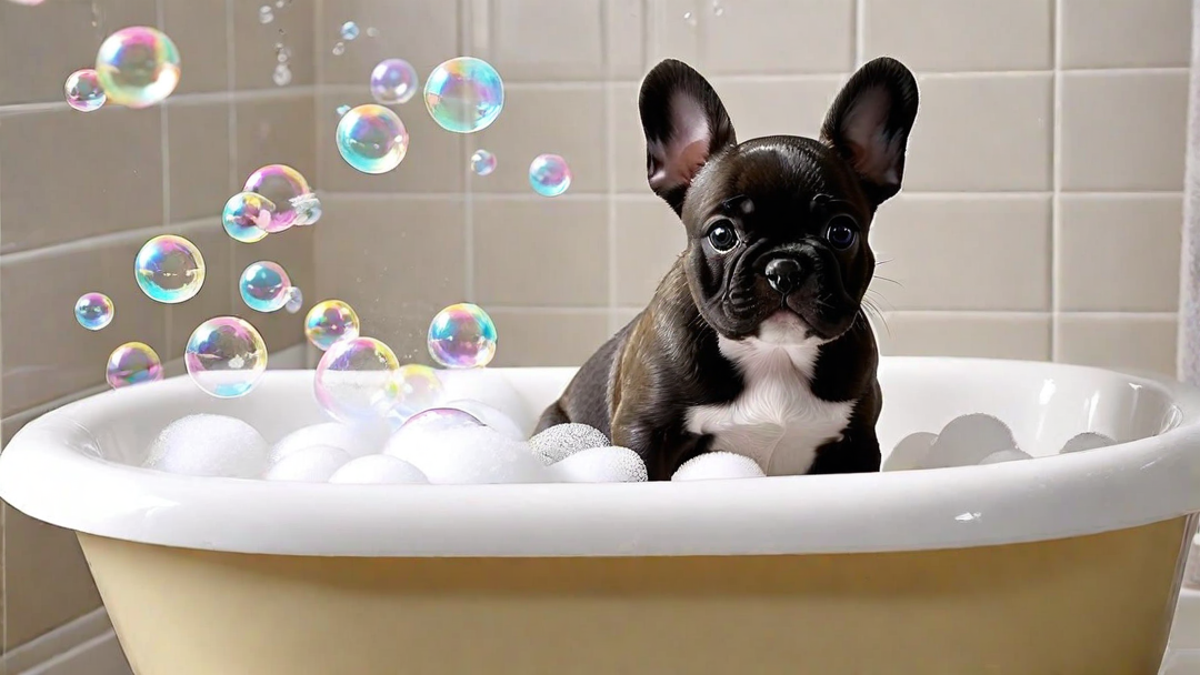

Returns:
764,257,804,295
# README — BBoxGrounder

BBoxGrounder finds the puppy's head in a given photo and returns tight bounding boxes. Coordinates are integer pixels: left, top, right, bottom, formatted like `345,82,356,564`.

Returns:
639,57,918,344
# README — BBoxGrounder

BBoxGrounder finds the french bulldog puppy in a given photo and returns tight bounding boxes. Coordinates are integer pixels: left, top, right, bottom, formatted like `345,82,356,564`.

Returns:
536,57,919,481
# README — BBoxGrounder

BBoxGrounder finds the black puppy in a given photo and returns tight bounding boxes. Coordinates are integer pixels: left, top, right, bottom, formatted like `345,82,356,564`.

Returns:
537,57,918,481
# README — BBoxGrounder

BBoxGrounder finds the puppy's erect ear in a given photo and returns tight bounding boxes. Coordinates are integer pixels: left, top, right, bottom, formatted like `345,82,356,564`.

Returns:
639,59,736,215
821,57,919,207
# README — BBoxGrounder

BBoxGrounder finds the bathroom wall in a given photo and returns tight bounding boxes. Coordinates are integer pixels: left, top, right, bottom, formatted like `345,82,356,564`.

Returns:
0,0,315,664
313,0,1190,377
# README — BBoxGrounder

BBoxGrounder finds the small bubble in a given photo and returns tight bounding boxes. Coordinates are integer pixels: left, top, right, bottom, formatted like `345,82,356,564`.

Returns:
336,104,351,116
275,0,286,8
683,10,697,26
285,286,304,314
366,26,379,38
272,62,292,86
258,5,274,24
332,41,345,56
276,46,291,63
340,21,359,41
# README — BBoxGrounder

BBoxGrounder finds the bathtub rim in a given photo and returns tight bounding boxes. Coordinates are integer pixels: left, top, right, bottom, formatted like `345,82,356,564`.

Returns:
2,356,1200,558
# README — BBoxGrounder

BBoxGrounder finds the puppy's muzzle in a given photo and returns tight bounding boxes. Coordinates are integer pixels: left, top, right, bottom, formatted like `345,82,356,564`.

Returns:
764,256,807,296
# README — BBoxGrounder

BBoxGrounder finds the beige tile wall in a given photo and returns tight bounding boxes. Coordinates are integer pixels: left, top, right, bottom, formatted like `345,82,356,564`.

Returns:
313,0,1189,376
0,0,316,657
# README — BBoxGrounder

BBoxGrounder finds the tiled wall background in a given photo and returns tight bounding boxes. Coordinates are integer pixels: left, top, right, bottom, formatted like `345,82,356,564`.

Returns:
0,0,1192,666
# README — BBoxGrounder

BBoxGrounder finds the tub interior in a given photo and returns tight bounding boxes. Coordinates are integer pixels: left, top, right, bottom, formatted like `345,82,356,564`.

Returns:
37,358,1184,469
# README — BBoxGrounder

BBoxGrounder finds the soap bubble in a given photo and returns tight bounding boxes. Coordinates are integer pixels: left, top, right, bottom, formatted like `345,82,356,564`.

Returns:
440,398,524,441
335,104,409,174
106,342,162,389
529,154,572,197
340,21,359,40
336,104,351,116
383,407,482,457
389,425,547,484
221,192,273,243
270,422,388,464
74,292,114,331
243,164,313,232
370,58,418,105
331,42,345,56
272,63,292,86
144,414,269,478
390,364,445,422
239,261,292,313
94,26,180,109
291,192,322,226
135,235,205,304
315,337,401,423
470,149,496,176
184,316,268,399
258,5,274,23
329,454,429,484
305,299,360,351
423,56,504,133
265,445,352,482
427,302,497,368
64,69,105,112
285,286,303,314
367,27,379,38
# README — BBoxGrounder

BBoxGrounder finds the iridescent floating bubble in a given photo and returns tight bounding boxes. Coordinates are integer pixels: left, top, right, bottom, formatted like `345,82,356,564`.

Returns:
74,292,114,331
470,149,496,176
243,164,313,232
106,342,162,389
64,69,105,112
135,235,205,304
332,42,345,56
400,406,482,434
291,192,322,225
335,104,408,174
391,364,445,421
285,286,303,314
366,26,379,38
185,317,268,399
221,192,274,243
340,21,359,40
259,5,274,23
315,337,401,423
305,300,360,351
370,58,418,105
272,62,292,86
239,260,292,313
529,153,572,197
275,44,291,63
423,57,504,133
428,302,497,369
336,104,351,116
94,26,180,109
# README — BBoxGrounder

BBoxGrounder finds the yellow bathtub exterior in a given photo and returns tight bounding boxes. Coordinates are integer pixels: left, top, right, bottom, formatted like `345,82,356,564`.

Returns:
80,515,1195,675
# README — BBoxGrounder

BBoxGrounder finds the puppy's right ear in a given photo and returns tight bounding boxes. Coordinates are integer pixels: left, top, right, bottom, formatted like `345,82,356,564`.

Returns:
639,59,736,215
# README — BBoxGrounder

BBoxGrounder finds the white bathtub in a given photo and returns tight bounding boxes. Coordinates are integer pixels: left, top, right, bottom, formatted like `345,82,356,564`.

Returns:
1,356,1198,674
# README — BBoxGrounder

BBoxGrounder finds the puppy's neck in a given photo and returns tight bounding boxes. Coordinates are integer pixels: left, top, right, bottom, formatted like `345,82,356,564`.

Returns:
719,312,826,379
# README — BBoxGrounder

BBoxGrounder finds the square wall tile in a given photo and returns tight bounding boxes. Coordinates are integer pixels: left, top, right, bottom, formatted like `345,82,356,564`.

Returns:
314,196,466,363
1061,0,1192,69
316,93,462,193
1056,314,1177,376
876,312,1052,360
4,503,102,650
488,310,612,366
165,221,234,359
1,237,168,416
163,0,229,94
0,106,163,254
868,195,1051,311
490,0,605,81
612,83,649,194
232,0,313,90
317,0,457,86
232,225,313,353
1058,195,1182,312
167,102,234,222
607,0,646,80
903,74,1052,191
647,0,699,66
614,198,686,306
234,94,316,188
472,198,609,306
0,0,157,105
470,85,608,194
709,76,845,144
862,0,1052,72
1060,71,1188,192
702,0,854,75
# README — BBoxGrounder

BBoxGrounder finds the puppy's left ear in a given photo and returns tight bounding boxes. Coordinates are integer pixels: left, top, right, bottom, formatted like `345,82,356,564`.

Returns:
821,57,919,207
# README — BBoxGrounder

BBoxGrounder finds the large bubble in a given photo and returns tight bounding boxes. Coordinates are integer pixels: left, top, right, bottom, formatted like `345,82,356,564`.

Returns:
185,317,268,399
74,292,114,331
423,57,504,133
529,154,572,197
369,58,418,105
315,337,401,423
64,69,105,112
243,164,313,232
106,342,163,389
134,235,205,304
428,302,497,369
239,261,292,313
94,26,180,108
221,192,273,243
335,104,409,174
305,300,360,351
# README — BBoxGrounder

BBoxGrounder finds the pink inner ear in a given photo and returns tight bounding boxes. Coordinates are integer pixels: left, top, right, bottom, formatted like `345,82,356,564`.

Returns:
841,88,901,187
649,93,712,192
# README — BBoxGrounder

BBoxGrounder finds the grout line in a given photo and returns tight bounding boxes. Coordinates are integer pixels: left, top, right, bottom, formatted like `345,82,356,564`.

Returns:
1050,0,1063,362
462,0,476,303
1,218,219,265
313,190,1186,202
603,0,618,335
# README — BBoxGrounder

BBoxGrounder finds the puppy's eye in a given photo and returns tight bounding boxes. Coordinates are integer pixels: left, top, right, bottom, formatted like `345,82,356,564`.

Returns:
824,217,858,250
706,221,738,252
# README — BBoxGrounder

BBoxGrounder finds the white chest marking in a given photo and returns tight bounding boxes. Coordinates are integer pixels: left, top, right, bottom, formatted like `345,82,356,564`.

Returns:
684,326,855,476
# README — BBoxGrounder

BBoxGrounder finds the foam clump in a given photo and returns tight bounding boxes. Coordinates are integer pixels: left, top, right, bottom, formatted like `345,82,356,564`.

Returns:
1059,432,1116,454
269,421,386,464
882,432,937,472
885,414,1038,471
529,423,610,464
263,445,352,482
547,446,647,483
672,452,765,481
977,449,1033,464
329,454,429,484
143,414,268,478
389,425,549,484
439,399,525,441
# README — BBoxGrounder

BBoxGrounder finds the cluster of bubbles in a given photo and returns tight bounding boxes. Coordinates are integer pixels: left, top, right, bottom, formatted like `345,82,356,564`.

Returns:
65,26,180,112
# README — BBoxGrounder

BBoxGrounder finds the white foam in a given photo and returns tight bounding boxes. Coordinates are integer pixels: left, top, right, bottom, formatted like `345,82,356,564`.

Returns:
143,414,268,478
529,423,610,465
1060,432,1116,454
438,369,534,436
672,452,765,481
269,422,387,464
440,399,526,442
389,425,549,484
883,431,938,472
978,449,1033,465
263,445,352,482
328,454,429,484
547,446,647,483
